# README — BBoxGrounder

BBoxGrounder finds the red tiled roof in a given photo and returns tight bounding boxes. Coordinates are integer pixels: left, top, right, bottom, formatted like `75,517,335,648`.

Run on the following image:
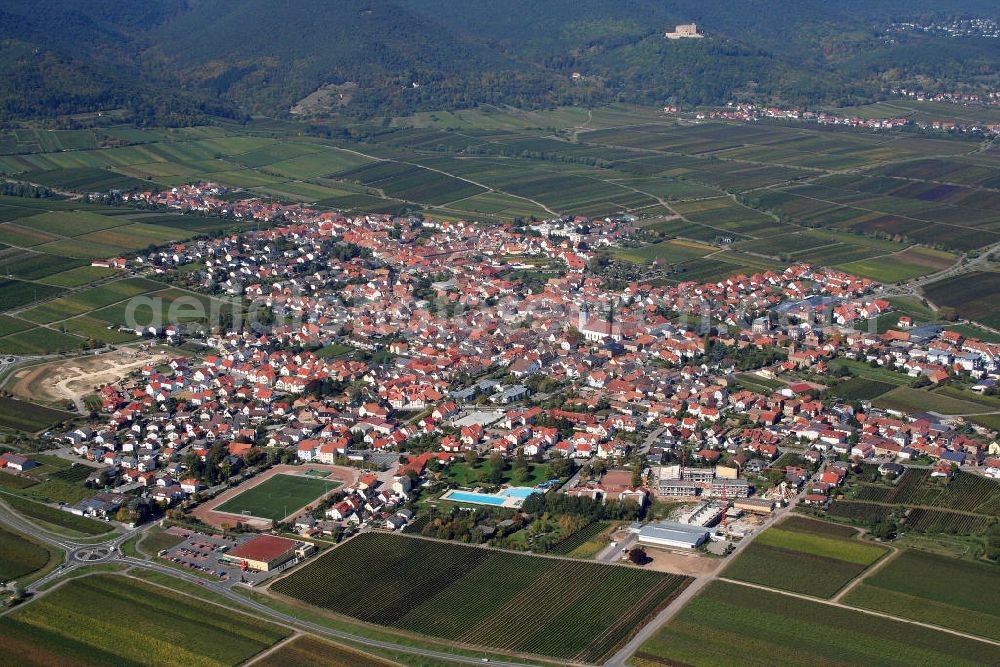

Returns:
226,535,297,563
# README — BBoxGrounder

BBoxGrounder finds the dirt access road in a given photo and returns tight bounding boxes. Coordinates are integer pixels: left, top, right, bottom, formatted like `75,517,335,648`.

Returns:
7,346,170,412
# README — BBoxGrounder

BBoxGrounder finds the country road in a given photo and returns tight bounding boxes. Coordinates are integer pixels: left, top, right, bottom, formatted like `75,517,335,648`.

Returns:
603,491,804,666
0,504,535,667
3,477,998,667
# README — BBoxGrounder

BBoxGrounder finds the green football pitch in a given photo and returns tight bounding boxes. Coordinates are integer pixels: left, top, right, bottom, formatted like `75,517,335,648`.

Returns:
215,473,341,521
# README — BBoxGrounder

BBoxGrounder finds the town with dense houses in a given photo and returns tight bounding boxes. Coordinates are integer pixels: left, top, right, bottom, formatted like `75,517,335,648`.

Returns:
12,183,989,545
3,4,1000,664
693,102,1000,136
8,168,987,667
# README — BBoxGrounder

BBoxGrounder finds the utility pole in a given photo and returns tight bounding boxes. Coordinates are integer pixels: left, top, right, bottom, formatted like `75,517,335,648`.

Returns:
721,478,727,534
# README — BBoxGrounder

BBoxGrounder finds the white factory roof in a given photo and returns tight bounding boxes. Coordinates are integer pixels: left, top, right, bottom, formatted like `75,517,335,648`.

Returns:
636,520,710,547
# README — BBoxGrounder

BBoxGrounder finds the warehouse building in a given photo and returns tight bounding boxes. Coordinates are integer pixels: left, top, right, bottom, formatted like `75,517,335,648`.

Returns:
634,520,710,550
734,498,776,515
222,534,313,572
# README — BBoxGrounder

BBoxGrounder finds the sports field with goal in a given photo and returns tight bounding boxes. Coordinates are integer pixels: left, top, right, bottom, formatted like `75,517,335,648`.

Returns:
215,473,341,521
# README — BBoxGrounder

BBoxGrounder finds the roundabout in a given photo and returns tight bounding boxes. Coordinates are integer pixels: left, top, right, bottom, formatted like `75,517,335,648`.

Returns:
72,546,112,562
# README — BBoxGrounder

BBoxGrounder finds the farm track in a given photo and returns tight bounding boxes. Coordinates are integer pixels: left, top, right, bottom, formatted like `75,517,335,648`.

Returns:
270,531,692,663
831,547,901,603
307,142,560,216
242,632,303,665
0,501,538,667
603,491,807,666
718,577,1000,648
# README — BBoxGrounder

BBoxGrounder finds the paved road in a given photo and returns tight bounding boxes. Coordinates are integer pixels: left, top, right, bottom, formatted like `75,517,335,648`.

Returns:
596,533,635,564
0,504,536,667
603,490,804,666
119,556,532,666
638,427,665,457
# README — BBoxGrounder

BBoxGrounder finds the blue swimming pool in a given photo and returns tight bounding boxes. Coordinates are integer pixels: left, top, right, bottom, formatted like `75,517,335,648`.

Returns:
444,491,507,505
500,487,537,499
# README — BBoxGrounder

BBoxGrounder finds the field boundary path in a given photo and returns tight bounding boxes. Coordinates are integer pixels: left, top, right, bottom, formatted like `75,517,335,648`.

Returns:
310,142,560,216
603,492,804,666
718,577,1000,648
0,500,538,667
241,631,302,665
830,545,900,603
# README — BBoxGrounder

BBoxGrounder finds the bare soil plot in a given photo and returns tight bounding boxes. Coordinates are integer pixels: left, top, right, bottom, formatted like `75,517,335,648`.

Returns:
7,346,170,411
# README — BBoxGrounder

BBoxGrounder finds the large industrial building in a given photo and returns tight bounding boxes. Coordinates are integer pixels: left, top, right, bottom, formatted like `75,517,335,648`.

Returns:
222,534,313,572
634,520,710,550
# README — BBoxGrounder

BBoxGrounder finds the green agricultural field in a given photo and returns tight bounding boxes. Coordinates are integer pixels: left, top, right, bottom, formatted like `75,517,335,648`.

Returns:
0,574,290,666
0,397,74,432
0,314,32,336
0,326,86,355
970,414,1000,431
272,532,691,662
0,223,61,246
232,141,323,168
263,147,375,179
722,517,887,598
843,550,1000,641
16,211,127,237
631,580,1000,667
874,386,993,415
827,358,913,386
44,464,94,484
0,493,112,537
825,501,894,525
20,167,151,192
613,239,715,265
838,252,950,283
90,287,231,329
846,469,1000,521
549,520,614,557
21,479,95,505
253,635,395,667
934,386,1000,411
0,472,38,490
0,251,88,281
61,316,139,344
922,271,1000,328
829,377,896,401
215,473,341,521
39,265,116,287
37,238,128,260
439,191,547,221
0,524,55,583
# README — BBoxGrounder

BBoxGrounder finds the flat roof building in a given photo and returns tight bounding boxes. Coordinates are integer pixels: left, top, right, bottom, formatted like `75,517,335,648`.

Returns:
636,520,710,549
734,498,775,514
222,534,312,572
706,478,751,498
656,479,699,497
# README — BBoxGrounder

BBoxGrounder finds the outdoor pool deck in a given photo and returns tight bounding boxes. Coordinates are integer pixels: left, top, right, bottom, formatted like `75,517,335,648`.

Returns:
440,486,539,508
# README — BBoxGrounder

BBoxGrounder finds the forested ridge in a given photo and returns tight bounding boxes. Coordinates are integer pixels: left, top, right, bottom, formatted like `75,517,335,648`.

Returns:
2,0,998,124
